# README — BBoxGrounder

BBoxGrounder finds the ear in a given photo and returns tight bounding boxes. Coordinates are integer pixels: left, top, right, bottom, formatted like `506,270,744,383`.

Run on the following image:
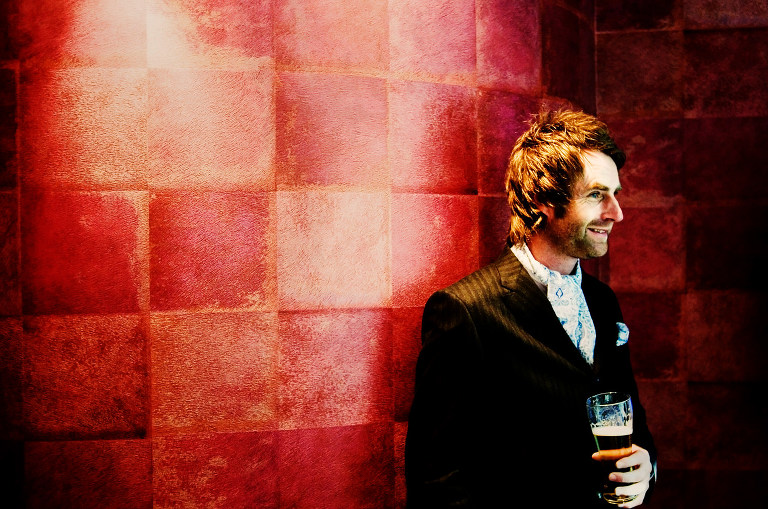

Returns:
535,201,556,222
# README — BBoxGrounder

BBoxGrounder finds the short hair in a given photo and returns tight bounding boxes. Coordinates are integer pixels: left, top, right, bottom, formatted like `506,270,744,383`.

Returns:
505,109,625,245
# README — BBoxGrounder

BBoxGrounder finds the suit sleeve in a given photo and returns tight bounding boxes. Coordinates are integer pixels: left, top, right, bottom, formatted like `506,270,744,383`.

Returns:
405,290,483,508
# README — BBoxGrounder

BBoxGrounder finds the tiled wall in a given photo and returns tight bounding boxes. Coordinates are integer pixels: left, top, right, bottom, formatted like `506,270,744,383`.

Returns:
596,1,768,507
0,1,597,507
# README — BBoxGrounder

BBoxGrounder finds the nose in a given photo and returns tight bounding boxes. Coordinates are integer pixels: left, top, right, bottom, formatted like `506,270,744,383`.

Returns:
603,195,623,223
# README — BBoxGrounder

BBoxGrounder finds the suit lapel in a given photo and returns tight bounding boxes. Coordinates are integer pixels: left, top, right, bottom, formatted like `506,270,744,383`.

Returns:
495,248,593,374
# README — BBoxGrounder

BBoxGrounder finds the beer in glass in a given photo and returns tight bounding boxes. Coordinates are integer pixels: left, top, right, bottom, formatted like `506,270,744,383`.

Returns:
586,392,636,504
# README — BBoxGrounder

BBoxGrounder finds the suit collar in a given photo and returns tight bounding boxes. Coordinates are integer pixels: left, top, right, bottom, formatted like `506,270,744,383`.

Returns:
494,245,596,375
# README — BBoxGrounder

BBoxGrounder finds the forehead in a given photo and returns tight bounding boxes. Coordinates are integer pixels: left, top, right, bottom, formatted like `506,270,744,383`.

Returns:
578,150,620,190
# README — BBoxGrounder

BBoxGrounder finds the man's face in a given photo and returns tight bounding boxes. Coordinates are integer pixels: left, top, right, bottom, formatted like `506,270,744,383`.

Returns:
540,150,624,263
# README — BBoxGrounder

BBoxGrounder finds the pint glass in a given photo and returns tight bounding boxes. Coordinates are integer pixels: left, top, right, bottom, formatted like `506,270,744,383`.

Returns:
586,392,636,505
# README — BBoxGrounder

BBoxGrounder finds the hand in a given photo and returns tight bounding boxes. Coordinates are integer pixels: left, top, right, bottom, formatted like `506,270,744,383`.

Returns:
592,445,653,508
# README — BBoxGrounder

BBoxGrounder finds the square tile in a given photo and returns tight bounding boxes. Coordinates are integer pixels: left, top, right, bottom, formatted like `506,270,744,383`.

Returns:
686,204,766,290
392,307,422,422
277,424,394,509
609,206,685,292
277,191,390,309
148,0,272,69
389,0,476,82
685,0,768,28
597,30,684,119
278,309,392,429
0,318,22,439
20,68,148,190
15,0,146,68
389,80,477,194
477,90,540,195
151,312,278,433
684,28,768,118
597,0,682,31
392,194,478,307
686,382,768,470
21,191,147,315
153,431,277,508
148,68,275,191
25,439,152,509
683,116,768,202
684,290,768,382
0,192,19,316
23,315,148,440
275,0,387,72
608,118,683,207
478,196,511,267
150,192,276,312
636,381,686,469
543,2,595,112
476,0,540,92
276,72,387,189
617,292,683,380
0,68,16,190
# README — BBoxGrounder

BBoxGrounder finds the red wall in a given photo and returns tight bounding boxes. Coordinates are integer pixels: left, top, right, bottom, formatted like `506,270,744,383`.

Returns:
596,1,768,507
1,1,765,508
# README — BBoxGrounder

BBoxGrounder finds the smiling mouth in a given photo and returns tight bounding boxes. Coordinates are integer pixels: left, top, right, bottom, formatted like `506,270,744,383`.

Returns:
587,227,611,236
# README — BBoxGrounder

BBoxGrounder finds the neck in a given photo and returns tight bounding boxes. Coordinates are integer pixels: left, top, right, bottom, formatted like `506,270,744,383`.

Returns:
527,235,578,275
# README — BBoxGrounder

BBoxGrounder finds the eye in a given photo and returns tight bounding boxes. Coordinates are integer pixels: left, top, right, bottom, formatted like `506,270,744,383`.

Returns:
588,191,602,199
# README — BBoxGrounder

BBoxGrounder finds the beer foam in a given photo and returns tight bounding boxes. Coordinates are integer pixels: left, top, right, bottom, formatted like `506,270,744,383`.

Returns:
592,425,633,436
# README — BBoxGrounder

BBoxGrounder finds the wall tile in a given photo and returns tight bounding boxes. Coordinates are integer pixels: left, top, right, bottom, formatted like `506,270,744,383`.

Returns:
277,191,390,309
23,315,148,440
685,0,768,28
395,421,407,509
608,118,683,207
637,381,686,469
21,191,147,315
0,192,19,316
0,68,16,190
276,72,387,190
686,382,768,470
597,30,684,119
617,292,683,380
151,312,278,434
478,196,510,267
609,206,685,292
148,67,275,191
684,28,768,118
278,309,392,429
597,0,682,31
477,0,540,92
25,439,152,509
153,431,277,508
278,424,394,508
389,0,476,82
392,194,478,307
477,90,540,195
684,469,768,509
275,0,387,72
148,0,272,69
0,318,22,439
683,116,768,202
389,80,477,194
686,204,766,290
542,2,595,112
393,307,421,422
20,68,148,190
684,290,767,382
150,192,276,312
14,0,146,68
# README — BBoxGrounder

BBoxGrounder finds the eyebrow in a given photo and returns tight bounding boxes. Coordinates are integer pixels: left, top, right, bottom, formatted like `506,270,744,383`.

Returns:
585,183,622,193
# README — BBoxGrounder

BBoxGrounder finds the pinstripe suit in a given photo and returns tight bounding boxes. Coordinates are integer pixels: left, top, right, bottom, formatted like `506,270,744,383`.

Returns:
405,247,656,508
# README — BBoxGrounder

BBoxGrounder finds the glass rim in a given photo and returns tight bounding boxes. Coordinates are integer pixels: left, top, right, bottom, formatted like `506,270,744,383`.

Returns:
586,391,631,407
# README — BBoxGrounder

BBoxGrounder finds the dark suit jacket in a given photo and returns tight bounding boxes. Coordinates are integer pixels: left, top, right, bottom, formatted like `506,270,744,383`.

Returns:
405,247,656,508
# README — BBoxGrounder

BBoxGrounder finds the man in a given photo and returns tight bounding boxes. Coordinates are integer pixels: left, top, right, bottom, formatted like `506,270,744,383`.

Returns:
405,110,656,508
